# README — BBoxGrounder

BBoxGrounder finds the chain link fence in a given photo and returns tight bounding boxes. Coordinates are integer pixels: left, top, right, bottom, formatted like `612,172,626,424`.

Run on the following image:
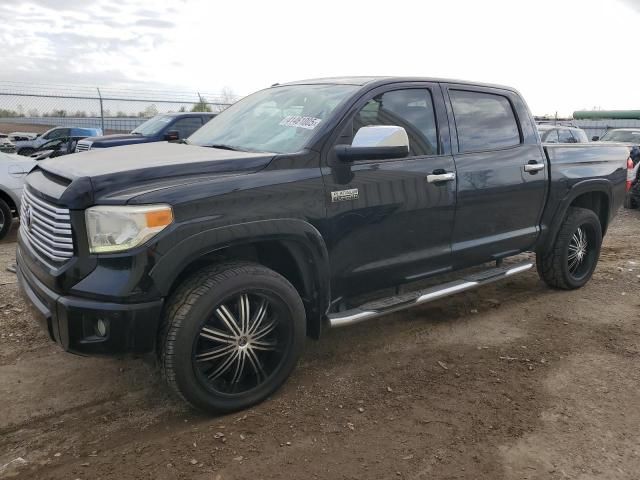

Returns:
0,81,238,135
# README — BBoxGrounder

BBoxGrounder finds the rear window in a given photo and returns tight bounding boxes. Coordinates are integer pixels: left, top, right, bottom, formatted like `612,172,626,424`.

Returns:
450,90,521,152
600,130,640,143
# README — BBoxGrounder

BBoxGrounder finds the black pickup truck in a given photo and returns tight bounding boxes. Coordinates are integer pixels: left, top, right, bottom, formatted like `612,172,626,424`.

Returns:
16,77,630,413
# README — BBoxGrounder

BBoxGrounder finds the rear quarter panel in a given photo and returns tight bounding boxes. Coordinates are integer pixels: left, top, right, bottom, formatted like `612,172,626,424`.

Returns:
539,143,629,247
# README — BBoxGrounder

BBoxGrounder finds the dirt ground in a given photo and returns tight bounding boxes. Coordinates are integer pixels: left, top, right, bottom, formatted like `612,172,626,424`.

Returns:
1,210,639,480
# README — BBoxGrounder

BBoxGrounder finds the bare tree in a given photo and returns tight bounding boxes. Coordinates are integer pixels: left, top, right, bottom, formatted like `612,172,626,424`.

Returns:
219,86,237,105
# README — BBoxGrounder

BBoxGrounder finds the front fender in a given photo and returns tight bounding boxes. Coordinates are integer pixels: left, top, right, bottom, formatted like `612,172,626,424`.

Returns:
149,218,331,328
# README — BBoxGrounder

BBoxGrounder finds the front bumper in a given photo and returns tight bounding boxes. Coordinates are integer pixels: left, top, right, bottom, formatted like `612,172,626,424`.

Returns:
16,249,164,355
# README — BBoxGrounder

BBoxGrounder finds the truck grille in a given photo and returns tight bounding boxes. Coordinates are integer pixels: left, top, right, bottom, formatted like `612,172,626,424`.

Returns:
20,187,74,264
75,141,91,152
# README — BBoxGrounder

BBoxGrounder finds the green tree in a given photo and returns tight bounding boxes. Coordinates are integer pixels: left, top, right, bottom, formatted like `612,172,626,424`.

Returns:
191,95,212,112
139,104,158,118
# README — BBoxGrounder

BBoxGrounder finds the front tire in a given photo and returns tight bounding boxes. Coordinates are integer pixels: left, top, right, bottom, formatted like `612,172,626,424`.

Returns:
536,207,602,290
0,198,13,241
159,262,306,413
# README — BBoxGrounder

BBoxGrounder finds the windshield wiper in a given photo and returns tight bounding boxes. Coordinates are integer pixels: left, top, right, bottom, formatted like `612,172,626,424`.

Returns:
205,143,243,151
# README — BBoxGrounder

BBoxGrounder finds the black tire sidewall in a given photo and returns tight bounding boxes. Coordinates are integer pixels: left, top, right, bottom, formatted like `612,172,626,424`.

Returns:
167,266,306,413
558,209,602,289
0,199,12,241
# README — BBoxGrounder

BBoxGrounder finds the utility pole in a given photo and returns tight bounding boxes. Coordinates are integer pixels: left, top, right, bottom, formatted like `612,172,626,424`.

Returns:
97,87,105,132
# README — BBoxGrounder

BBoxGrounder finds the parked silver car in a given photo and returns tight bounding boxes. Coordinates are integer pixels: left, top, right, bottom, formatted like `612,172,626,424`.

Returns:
538,125,589,143
0,152,36,239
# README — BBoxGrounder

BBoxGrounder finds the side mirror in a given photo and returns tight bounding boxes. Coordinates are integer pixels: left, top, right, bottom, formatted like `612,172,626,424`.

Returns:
335,126,409,162
165,130,180,141
592,136,599,142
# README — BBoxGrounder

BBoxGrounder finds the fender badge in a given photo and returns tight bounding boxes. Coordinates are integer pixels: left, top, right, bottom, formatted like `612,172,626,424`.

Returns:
331,188,359,202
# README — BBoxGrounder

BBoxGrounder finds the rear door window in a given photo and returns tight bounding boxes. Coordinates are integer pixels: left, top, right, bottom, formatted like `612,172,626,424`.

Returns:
171,117,204,139
449,90,521,152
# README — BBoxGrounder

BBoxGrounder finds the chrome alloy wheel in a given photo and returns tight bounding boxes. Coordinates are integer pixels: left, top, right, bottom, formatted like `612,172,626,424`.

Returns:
192,293,287,395
567,226,588,275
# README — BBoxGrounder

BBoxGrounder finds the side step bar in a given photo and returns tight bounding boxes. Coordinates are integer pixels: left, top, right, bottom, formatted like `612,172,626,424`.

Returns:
328,262,534,328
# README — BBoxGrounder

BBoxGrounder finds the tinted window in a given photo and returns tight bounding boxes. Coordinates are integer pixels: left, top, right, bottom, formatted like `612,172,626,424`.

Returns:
353,89,438,156
558,128,576,143
44,128,70,140
172,117,203,139
131,116,173,136
600,130,640,143
450,90,520,152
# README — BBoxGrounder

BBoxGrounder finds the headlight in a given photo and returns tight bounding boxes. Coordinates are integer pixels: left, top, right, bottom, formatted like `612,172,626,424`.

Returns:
85,204,173,253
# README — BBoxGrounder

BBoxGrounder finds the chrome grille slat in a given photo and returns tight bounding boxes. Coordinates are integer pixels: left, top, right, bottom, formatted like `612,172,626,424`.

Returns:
20,227,73,261
20,187,74,264
30,224,73,244
75,141,91,152
23,189,71,218
29,227,74,251
29,209,72,231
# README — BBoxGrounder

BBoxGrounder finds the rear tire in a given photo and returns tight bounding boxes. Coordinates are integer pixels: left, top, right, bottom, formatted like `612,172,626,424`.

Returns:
159,262,306,413
536,207,602,290
0,198,12,241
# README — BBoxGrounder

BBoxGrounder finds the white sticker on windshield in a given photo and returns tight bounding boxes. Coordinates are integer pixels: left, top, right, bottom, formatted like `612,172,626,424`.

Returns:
279,115,322,130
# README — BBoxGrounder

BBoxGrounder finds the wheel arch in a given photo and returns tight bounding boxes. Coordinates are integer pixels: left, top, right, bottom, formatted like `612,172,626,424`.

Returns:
0,187,18,214
151,219,331,339
540,180,612,252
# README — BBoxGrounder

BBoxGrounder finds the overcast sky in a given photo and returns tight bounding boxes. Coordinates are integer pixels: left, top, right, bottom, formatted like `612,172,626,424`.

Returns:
1,0,639,116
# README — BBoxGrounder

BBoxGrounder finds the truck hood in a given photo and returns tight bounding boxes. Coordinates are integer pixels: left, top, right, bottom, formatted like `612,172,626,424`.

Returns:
32,142,276,207
83,134,155,148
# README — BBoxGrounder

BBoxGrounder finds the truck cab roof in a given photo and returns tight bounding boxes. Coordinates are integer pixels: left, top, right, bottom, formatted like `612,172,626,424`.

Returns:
280,76,519,93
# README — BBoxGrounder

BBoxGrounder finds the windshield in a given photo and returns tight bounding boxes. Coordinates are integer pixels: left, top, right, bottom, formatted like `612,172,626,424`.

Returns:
600,130,640,143
188,84,359,154
131,115,173,136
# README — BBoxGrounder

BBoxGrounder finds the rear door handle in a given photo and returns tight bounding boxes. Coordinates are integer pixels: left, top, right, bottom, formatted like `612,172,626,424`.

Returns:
426,171,456,184
524,162,545,173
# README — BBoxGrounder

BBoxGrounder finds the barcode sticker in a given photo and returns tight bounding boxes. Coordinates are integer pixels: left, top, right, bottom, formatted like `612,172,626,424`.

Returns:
279,115,322,130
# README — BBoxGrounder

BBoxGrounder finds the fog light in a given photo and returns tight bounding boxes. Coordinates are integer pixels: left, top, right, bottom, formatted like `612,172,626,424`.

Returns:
95,318,108,337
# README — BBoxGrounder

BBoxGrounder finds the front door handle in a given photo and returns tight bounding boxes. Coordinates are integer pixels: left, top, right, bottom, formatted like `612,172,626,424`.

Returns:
524,161,545,173
427,172,456,183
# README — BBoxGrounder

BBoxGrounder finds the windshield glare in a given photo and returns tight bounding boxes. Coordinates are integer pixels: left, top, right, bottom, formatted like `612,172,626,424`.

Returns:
600,130,640,143
131,115,172,136
188,84,359,154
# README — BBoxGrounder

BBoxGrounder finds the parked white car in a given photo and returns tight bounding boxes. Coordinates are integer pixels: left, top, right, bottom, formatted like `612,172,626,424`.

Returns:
0,151,36,240
13,127,102,156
